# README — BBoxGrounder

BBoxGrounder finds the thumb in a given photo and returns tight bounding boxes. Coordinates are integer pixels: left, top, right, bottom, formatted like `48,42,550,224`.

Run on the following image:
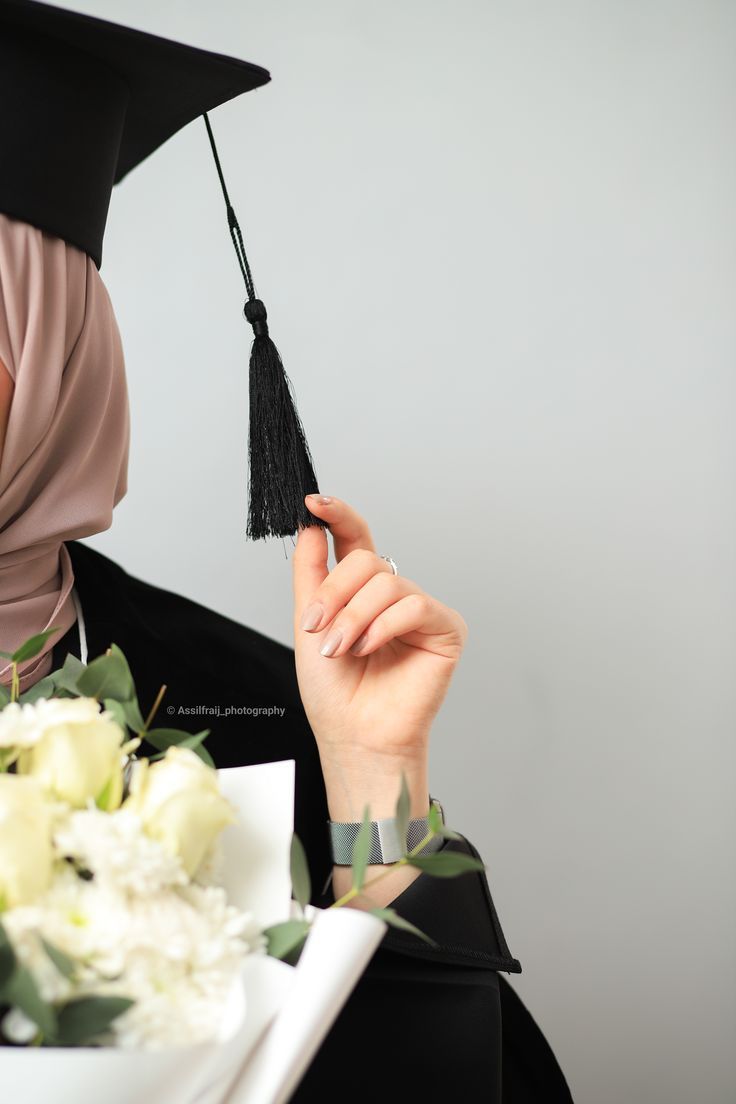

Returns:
292,523,329,626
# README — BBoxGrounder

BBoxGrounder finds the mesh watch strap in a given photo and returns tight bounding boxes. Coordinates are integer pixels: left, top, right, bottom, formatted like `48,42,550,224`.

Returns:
328,797,445,865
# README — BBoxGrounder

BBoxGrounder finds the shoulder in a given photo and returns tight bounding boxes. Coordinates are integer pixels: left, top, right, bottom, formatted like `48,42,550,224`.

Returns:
65,539,298,691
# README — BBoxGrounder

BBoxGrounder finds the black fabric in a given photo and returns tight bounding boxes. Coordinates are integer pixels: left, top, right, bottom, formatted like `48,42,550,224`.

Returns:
55,539,573,1102
0,0,269,267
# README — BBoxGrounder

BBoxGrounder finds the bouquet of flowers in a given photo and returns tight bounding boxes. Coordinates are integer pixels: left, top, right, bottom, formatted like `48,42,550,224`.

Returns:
0,630,483,1103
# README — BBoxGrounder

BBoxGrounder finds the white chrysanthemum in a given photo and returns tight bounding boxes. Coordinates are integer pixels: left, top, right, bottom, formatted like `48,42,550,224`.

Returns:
4,866,131,983
54,807,188,895
0,700,48,749
3,860,265,1048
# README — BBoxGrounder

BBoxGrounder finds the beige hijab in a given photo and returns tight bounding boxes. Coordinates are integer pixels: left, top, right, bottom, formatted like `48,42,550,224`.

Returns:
0,212,129,691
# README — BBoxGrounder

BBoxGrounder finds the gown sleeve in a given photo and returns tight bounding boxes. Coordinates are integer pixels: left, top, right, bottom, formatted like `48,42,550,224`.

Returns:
290,829,524,1101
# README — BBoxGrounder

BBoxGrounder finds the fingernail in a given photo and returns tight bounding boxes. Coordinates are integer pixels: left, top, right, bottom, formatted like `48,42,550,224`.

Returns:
320,629,343,657
351,633,369,655
300,603,324,631
307,494,333,505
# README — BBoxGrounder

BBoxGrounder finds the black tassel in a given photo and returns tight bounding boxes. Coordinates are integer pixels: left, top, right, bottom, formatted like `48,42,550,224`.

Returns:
203,113,327,540
244,298,322,539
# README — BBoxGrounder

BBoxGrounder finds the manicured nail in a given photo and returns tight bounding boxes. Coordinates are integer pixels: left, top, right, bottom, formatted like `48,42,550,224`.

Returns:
320,629,343,657
300,603,324,631
307,494,333,505
351,633,369,655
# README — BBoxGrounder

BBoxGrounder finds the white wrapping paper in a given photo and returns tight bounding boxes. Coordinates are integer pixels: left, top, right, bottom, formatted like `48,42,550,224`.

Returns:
0,760,386,1104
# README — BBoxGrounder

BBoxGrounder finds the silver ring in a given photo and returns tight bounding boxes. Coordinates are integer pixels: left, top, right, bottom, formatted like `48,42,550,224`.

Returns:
380,555,399,576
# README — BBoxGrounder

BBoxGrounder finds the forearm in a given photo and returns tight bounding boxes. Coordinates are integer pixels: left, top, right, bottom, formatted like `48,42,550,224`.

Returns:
319,749,429,909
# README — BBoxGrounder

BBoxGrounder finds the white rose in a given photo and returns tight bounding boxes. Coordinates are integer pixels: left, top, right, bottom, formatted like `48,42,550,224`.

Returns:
125,747,235,877
16,697,126,809
0,775,53,907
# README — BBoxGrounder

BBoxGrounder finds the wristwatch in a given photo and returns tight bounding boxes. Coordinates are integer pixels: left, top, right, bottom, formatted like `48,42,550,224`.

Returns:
328,796,446,866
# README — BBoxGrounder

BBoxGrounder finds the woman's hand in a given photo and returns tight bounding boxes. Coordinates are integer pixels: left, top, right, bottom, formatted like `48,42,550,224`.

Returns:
292,494,467,830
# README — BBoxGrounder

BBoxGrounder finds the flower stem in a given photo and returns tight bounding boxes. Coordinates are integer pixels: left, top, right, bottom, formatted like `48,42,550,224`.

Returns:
330,828,436,909
10,663,19,704
141,684,167,735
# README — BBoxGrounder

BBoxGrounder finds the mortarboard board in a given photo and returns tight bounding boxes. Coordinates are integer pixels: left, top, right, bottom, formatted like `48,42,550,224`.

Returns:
0,0,326,540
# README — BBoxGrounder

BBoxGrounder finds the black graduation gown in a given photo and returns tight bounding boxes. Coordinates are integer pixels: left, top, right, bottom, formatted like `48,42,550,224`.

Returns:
51,539,573,1103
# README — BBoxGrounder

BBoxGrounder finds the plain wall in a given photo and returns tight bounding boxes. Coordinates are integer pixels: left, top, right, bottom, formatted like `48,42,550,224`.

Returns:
62,2,735,1101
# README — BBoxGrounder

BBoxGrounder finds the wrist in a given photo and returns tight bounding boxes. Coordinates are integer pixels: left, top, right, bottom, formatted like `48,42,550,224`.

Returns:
318,748,429,822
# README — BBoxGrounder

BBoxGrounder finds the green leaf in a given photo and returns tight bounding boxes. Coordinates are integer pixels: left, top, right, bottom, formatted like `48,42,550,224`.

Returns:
0,921,17,989
55,653,87,695
0,650,13,660
0,684,10,708
427,800,442,835
369,907,437,946
19,675,58,704
192,742,215,768
290,834,311,912
12,629,61,665
120,695,145,733
351,805,373,893
432,824,463,841
263,919,310,962
3,964,57,1039
144,728,213,767
394,773,411,856
103,698,128,732
145,728,210,751
407,852,486,877
51,996,134,1046
40,939,76,981
76,648,132,702
427,803,462,841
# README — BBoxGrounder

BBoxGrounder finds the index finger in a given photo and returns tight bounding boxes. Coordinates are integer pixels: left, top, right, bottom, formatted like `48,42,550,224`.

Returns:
303,494,377,563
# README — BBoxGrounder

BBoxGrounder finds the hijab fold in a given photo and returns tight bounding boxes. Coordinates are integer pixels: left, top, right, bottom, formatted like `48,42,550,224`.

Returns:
0,212,129,691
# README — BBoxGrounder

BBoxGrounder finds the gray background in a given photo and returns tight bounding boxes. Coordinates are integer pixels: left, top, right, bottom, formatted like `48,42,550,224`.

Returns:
64,2,734,1101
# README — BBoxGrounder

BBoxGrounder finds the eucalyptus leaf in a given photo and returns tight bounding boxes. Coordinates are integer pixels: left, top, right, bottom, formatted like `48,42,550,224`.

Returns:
19,675,58,704
11,629,60,664
427,803,462,841
144,728,214,767
102,698,128,732
351,806,373,893
120,695,145,733
3,964,57,1039
0,921,17,989
192,743,215,768
55,653,87,695
369,907,437,946
407,852,486,877
76,649,132,701
263,919,310,962
394,773,411,856
145,728,210,751
290,834,311,912
51,996,134,1047
40,939,77,981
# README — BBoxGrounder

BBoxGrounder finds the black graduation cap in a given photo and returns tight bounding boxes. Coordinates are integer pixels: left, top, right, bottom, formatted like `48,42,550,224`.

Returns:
0,0,326,540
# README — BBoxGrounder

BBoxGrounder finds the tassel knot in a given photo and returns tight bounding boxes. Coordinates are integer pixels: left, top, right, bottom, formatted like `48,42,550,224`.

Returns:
244,298,269,336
